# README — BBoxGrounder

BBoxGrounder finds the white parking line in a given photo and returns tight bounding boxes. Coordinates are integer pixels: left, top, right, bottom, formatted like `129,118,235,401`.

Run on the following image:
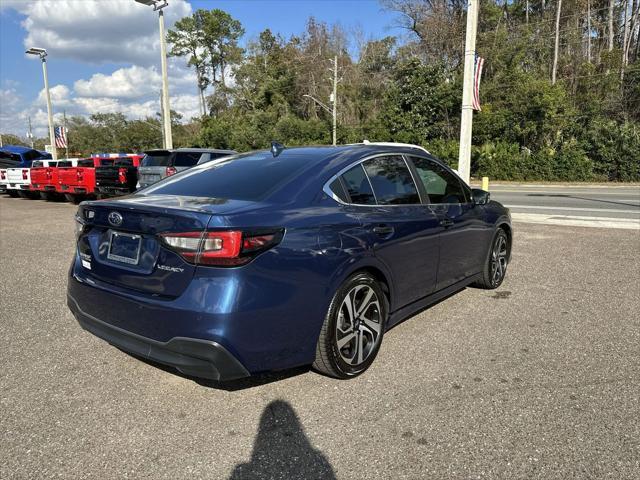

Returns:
506,205,640,214
511,213,640,230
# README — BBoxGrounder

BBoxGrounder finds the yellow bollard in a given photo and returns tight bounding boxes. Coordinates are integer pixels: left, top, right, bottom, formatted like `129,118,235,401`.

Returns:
481,176,489,191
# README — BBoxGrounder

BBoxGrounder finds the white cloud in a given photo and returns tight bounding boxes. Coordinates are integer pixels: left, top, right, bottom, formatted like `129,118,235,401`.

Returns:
13,0,192,65
36,83,72,107
74,65,161,99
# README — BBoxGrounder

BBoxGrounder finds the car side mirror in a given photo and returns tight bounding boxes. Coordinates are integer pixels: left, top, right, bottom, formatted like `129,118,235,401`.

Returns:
472,188,490,206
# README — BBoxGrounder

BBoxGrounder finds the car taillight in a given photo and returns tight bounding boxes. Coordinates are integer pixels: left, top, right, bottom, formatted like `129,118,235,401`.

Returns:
1,171,5,180
46,169,52,180
22,169,28,180
77,169,83,181
159,229,283,266
166,166,177,177
118,167,127,184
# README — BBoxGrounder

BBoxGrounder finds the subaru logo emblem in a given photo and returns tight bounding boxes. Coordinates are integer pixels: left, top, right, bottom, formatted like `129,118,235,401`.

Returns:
108,211,123,226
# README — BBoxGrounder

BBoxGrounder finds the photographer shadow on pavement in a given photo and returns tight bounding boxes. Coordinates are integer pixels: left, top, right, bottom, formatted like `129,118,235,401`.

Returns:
229,400,336,480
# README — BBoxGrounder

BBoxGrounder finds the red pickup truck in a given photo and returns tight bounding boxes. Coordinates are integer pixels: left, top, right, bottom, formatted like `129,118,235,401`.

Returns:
57,157,114,203
30,160,69,200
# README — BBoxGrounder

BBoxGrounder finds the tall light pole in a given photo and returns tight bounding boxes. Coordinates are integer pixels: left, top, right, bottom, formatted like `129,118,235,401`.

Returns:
135,0,173,149
457,0,480,185
26,47,57,160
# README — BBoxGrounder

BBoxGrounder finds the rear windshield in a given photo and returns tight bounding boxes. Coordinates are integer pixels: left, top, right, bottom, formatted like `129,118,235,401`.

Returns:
0,152,21,167
100,159,114,166
142,153,171,167
57,161,72,167
32,161,44,168
115,158,133,166
141,151,313,201
78,159,94,167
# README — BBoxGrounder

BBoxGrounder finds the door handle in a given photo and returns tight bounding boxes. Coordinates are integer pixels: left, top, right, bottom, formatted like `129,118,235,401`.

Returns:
439,218,454,228
372,225,394,236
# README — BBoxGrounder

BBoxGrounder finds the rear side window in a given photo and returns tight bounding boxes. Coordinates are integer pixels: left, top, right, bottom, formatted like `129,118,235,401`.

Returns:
328,178,349,203
410,156,466,204
362,156,420,205
340,164,376,205
173,152,203,167
142,151,315,201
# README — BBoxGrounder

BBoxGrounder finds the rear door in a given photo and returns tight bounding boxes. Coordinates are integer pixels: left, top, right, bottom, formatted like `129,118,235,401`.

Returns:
408,156,489,290
341,155,441,307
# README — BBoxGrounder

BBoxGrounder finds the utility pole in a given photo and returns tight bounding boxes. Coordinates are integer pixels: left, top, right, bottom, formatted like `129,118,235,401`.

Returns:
331,55,338,146
159,91,167,149
457,0,480,185
63,110,69,158
158,7,173,149
28,117,34,148
552,0,562,84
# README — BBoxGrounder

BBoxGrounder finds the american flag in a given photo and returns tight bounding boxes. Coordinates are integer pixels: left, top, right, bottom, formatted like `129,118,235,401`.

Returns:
54,126,68,148
472,55,485,111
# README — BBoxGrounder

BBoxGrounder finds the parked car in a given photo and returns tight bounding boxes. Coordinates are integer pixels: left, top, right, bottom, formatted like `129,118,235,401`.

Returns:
0,145,51,168
67,143,512,381
58,157,113,203
30,160,79,200
95,155,143,197
137,148,236,189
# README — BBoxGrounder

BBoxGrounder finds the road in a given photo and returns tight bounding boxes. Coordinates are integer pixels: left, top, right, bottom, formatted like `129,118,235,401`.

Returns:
475,183,640,229
1,195,639,479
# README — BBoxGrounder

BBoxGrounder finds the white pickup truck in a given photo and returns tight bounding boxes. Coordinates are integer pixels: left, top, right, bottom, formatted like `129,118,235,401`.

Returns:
6,166,32,198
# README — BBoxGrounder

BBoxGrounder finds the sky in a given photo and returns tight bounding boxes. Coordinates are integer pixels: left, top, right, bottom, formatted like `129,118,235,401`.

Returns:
0,0,403,138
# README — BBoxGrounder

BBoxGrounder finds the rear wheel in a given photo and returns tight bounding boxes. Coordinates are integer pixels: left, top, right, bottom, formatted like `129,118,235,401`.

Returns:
17,190,30,199
7,190,19,197
473,229,509,289
313,273,387,379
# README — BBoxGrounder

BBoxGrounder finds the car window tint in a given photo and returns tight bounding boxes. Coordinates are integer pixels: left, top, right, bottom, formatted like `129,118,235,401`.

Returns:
410,156,466,204
142,151,315,201
362,156,420,205
78,159,94,167
173,152,202,167
329,178,349,203
340,164,376,205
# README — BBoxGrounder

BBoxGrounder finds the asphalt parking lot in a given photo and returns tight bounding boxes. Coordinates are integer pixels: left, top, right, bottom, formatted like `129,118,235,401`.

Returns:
1,195,639,479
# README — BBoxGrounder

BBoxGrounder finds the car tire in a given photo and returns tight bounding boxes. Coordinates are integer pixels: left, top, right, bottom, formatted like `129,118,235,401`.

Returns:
473,228,510,289
313,272,387,379
64,193,83,204
17,190,30,199
7,190,19,197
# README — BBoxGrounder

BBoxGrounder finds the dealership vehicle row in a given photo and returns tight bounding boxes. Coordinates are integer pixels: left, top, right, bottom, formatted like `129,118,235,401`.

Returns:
0,145,235,203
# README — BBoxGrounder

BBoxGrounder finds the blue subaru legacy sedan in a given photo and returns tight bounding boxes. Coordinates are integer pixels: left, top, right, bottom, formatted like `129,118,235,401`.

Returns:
67,143,512,381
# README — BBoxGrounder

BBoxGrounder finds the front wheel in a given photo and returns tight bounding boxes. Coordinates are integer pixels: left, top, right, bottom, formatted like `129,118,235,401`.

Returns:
313,273,387,379
473,229,510,289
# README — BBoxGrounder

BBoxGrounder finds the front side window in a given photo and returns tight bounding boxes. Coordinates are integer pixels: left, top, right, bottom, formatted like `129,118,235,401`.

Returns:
410,157,466,204
362,155,420,205
340,164,376,205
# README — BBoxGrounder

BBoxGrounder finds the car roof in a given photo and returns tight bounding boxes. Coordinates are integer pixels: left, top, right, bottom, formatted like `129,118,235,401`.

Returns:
144,148,237,154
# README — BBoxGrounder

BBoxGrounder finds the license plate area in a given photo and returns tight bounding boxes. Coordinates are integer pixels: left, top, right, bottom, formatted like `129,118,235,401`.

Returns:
107,231,142,265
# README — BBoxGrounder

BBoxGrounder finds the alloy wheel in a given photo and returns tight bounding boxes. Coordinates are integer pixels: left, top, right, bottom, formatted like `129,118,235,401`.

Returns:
490,233,508,286
335,285,382,366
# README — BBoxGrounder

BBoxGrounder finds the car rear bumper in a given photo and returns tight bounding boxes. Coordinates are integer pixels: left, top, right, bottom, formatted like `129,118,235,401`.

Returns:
67,293,250,381
96,186,131,195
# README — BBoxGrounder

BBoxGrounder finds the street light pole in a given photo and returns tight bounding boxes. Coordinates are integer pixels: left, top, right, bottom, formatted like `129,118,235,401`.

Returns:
26,48,57,160
136,0,172,149
331,55,337,146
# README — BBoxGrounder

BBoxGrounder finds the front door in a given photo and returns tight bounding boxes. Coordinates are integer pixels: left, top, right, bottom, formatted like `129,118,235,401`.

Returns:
408,156,487,291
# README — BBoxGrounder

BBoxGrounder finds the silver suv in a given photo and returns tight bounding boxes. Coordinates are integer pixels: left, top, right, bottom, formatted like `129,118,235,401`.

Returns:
137,148,236,189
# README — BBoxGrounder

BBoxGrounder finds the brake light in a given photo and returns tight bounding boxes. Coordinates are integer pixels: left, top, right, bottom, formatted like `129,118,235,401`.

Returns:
118,167,127,184
77,169,83,181
22,169,28,180
46,169,52,180
166,166,177,177
159,230,283,266
0,171,5,180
